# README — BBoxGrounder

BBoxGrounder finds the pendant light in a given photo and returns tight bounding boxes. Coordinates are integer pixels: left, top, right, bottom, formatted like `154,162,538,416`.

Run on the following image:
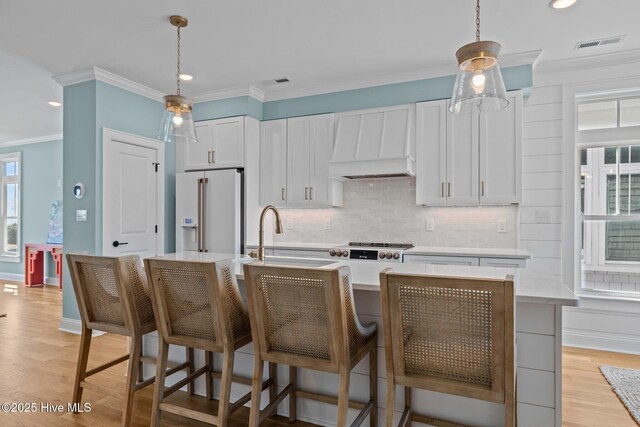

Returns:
157,15,198,144
450,0,509,115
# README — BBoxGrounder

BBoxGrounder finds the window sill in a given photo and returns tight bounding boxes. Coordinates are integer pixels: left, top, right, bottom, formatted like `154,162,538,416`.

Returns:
0,255,21,263
582,264,640,274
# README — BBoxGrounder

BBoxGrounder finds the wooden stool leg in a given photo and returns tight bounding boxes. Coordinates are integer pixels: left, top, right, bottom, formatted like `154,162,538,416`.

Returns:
370,347,377,427
137,337,144,383
289,366,297,422
248,359,264,427
269,362,278,403
186,347,195,395
217,351,235,427
337,368,350,427
386,377,396,427
72,324,92,409
122,335,142,427
152,337,169,427
205,351,214,400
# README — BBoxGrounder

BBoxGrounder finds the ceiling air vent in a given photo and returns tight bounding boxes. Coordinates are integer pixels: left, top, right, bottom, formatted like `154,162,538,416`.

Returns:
260,77,291,86
575,35,625,50
275,77,290,83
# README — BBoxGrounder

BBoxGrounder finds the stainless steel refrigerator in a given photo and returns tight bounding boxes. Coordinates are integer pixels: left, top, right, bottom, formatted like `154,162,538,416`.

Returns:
175,169,244,254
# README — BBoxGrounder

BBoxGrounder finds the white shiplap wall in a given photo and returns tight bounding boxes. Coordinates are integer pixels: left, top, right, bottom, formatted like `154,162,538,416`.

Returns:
520,85,564,279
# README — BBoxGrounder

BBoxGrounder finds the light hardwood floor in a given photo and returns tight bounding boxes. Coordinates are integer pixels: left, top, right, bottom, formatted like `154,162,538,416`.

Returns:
1,282,639,426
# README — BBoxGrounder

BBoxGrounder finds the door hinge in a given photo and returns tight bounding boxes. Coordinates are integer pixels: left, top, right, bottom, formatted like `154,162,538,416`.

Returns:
155,225,158,233
153,162,160,172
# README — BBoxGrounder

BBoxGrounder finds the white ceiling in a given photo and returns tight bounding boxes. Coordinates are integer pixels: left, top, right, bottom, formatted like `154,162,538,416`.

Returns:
1,0,640,143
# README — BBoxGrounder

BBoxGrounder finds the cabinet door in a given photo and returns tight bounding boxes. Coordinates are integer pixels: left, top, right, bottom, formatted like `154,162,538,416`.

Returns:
286,116,311,205
185,121,213,170
309,113,335,206
211,116,245,169
416,100,448,206
480,91,522,204
446,104,479,205
259,120,288,206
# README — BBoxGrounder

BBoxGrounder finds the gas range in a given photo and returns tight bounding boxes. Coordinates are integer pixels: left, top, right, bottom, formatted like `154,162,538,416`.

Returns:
329,242,414,263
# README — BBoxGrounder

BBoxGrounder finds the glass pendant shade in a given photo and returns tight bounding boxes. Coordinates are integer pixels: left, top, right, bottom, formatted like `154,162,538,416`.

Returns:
450,40,509,115
157,94,198,144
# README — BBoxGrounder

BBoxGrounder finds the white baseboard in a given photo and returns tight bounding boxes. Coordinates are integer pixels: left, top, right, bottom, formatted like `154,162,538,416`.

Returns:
563,306,640,355
0,271,59,286
563,328,640,355
59,317,105,337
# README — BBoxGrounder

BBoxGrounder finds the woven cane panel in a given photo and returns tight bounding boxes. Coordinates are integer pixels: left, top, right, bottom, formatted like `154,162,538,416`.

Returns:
156,267,216,342
121,256,155,329
398,284,493,387
220,265,251,341
77,262,125,326
343,273,368,358
257,274,331,360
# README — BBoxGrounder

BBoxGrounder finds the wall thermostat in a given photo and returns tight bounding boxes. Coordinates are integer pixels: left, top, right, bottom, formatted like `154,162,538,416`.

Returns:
73,183,86,199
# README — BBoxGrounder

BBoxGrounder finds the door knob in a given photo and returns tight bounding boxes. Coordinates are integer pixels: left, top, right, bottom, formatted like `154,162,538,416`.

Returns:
112,240,129,248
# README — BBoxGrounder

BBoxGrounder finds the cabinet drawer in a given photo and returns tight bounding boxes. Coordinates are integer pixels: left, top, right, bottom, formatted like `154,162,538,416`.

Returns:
273,249,330,259
517,368,555,408
480,257,527,268
404,255,480,266
517,403,555,427
517,333,555,371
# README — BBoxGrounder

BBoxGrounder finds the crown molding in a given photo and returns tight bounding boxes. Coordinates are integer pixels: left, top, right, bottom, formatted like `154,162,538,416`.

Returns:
191,85,265,103
53,67,164,102
536,48,640,74
263,50,542,102
0,134,63,148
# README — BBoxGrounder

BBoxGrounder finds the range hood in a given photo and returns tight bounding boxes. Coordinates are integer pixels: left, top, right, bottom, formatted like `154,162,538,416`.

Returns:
329,104,415,178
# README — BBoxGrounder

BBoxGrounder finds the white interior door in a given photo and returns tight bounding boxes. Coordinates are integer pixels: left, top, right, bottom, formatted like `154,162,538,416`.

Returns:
103,129,164,257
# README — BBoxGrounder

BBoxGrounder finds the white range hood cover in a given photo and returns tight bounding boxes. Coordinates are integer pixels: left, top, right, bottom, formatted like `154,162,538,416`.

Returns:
329,104,415,178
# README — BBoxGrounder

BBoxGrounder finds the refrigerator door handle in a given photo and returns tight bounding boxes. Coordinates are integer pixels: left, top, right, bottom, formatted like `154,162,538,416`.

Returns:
197,178,203,252
200,177,208,252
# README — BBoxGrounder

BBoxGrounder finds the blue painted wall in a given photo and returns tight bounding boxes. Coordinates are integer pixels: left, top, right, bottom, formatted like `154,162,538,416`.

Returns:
192,65,533,122
0,140,62,278
62,80,170,321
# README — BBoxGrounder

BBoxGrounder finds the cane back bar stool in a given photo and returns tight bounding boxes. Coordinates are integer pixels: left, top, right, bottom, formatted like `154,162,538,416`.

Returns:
66,254,193,427
144,258,276,427
243,263,378,427
379,269,516,427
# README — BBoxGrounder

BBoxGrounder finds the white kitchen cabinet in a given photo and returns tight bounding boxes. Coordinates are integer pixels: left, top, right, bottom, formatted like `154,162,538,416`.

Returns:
416,91,522,206
273,248,330,259
404,254,480,266
259,114,342,208
259,119,287,205
184,116,245,171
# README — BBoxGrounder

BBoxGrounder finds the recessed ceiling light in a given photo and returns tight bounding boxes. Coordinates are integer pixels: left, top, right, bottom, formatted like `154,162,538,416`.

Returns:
179,74,194,81
549,0,577,9
48,101,62,107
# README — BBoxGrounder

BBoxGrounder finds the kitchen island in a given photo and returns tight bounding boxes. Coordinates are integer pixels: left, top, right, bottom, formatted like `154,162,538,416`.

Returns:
142,252,578,427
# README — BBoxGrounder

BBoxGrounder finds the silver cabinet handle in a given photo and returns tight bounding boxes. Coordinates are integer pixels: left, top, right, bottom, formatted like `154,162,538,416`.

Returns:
207,151,212,164
304,187,309,200
447,182,451,197
481,180,485,196
310,187,313,200
211,150,215,163
441,182,445,197
281,188,286,201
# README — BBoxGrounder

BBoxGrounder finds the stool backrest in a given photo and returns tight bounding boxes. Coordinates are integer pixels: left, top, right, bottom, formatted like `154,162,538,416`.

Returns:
144,258,250,352
243,263,367,373
67,254,154,336
380,270,515,403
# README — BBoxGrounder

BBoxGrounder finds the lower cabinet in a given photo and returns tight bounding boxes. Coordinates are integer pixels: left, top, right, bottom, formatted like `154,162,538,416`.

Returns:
273,248,331,259
404,254,528,268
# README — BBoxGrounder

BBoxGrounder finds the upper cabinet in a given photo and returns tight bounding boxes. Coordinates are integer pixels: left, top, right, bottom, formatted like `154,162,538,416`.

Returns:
183,116,245,171
416,91,522,206
260,113,342,208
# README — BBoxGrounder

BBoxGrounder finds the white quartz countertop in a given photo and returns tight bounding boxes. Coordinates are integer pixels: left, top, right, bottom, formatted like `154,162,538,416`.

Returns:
152,252,577,307
405,246,532,259
246,242,343,250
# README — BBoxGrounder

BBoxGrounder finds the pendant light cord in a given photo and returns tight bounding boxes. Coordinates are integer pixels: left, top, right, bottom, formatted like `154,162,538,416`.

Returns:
476,0,481,42
176,25,181,95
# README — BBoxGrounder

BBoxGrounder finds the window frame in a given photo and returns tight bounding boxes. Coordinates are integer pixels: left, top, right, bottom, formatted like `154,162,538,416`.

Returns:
0,152,21,262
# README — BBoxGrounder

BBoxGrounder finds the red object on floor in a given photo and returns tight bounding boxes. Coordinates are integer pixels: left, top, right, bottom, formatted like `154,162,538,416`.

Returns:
24,243,63,289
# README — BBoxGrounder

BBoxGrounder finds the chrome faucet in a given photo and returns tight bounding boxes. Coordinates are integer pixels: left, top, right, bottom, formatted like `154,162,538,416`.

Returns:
256,205,283,261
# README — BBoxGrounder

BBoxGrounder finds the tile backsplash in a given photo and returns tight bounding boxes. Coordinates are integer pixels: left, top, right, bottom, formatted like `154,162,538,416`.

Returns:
272,177,519,248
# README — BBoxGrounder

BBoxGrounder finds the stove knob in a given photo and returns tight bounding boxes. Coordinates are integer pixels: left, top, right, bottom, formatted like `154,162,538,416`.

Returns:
342,250,349,257
393,252,400,260
379,252,386,259
329,250,337,257
386,252,393,259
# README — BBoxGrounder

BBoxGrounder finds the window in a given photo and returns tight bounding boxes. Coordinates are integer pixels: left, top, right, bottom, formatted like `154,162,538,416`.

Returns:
577,91,640,297
0,153,20,259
